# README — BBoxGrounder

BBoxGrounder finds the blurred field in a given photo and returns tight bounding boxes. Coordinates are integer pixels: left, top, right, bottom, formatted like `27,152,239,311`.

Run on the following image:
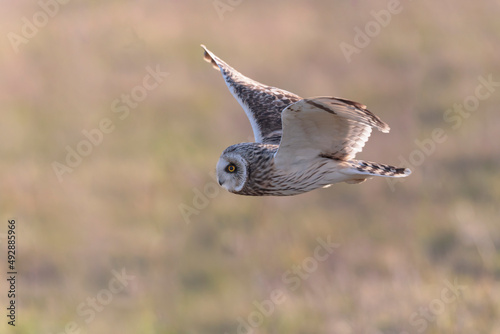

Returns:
1,0,500,333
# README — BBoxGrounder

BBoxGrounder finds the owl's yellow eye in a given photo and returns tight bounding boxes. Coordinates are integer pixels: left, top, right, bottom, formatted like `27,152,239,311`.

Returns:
226,164,237,173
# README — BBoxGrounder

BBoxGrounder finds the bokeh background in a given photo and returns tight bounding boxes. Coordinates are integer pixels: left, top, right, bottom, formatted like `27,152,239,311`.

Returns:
1,1,499,333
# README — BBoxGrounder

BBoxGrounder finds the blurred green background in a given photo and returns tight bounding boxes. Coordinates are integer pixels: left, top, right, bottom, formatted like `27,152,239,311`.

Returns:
1,0,499,333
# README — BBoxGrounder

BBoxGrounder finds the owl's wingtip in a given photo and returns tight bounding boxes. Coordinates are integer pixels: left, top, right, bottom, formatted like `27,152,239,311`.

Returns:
201,45,220,70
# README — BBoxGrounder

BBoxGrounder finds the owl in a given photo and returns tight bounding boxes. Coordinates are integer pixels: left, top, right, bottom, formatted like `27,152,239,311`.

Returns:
202,45,411,196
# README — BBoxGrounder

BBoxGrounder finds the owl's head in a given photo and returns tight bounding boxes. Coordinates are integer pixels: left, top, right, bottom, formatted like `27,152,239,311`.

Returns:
216,147,250,193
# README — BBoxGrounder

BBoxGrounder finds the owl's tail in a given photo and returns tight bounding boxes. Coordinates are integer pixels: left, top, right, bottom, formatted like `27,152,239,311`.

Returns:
347,160,411,180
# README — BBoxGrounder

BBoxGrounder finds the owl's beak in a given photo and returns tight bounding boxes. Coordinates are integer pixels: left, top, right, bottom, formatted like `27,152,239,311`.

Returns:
218,179,224,186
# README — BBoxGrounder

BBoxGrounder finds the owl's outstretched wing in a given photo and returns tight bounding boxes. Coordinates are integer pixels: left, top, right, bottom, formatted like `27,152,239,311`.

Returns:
274,97,390,168
202,45,301,144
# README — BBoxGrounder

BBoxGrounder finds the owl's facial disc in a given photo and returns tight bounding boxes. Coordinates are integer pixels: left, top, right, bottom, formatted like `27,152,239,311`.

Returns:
216,154,247,193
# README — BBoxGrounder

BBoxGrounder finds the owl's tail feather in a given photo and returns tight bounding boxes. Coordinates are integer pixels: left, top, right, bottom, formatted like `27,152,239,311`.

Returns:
350,160,411,178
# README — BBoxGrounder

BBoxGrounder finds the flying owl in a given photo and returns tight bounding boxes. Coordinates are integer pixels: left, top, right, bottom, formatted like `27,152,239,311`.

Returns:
202,45,411,196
